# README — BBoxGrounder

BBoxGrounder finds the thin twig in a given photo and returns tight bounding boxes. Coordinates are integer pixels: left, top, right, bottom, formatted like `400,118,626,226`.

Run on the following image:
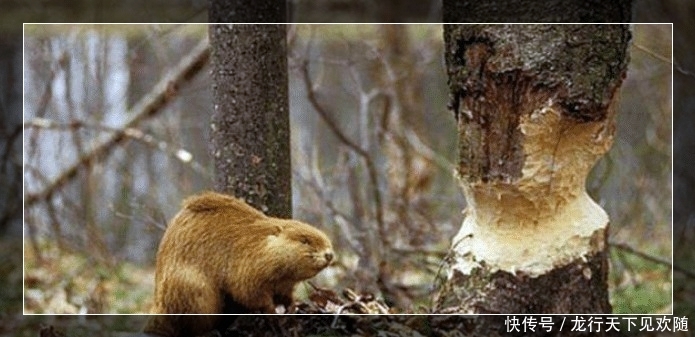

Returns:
293,167,361,253
24,119,211,178
632,42,671,64
609,241,695,279
632,42,695,79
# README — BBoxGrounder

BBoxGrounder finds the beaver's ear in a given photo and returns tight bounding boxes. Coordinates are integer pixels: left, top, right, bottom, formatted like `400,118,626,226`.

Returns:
272,224,283,235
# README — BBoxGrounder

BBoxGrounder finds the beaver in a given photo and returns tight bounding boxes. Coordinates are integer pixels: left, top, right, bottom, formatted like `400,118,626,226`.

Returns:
143,191,334,336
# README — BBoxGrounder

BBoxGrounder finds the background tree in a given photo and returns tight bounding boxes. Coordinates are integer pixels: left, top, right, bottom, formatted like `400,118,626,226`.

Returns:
209,3,291,218
438,4,633,316
0,29,23,316
0,36,21,235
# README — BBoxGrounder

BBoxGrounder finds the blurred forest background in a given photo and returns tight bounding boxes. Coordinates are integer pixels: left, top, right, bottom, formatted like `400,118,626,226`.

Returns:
21,24,672,316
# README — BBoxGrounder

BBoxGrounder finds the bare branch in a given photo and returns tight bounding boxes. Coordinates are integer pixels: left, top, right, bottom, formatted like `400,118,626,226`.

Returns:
632,42,671,64
633,42,695,79
24,38,210,208
298,57,387,245
402,128,455,173
609,241,695,279
294,167,361,253
24,119,211,178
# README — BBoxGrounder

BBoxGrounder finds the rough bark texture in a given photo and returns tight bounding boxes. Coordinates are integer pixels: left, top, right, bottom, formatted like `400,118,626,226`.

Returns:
441,21,631,317
452,251,611,314
209,0,287,23
209,25,291,219
290,0,440,23
443,0,632,23
444,25,631,183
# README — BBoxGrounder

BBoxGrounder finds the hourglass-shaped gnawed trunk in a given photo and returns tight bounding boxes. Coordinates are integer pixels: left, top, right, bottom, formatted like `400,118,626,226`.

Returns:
442,24,631,314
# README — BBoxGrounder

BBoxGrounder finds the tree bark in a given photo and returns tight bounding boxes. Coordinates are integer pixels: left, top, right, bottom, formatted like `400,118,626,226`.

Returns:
0,34,22,236
209,0,286,23
443,0,632,23
209,24,291,218
441,22,631,315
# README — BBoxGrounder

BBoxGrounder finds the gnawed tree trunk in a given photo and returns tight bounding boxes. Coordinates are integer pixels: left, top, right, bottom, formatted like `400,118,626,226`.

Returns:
441,23,631,314
209,24,291,218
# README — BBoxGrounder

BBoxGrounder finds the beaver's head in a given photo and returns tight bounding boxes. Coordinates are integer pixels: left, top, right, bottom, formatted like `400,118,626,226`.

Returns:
265,219,334,280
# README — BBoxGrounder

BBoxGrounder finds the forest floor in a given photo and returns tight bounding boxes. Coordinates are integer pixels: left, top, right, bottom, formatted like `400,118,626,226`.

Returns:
3,233,688,336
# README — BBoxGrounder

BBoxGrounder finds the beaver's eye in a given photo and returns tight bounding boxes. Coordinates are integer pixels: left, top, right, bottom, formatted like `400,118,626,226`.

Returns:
300,236,310,245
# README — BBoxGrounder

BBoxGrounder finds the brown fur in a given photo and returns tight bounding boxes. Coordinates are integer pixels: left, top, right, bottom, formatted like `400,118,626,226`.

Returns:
143,191,333,337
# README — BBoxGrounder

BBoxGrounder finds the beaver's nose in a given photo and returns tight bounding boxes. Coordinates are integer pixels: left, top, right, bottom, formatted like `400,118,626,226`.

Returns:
325,252,334,262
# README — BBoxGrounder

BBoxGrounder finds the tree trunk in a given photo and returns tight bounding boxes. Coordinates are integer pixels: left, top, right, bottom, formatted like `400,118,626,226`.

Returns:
209,24,291,218
209,0,286,23
0,34,22,236
441,22,631,314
